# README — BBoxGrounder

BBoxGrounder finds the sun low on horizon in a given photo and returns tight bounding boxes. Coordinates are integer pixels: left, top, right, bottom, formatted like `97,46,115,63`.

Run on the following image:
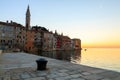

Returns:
0,0,120,48
80,32,120,48
80,27,120,48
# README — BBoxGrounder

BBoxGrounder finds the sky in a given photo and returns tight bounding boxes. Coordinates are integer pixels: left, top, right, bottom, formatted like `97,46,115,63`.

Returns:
0,0,120,48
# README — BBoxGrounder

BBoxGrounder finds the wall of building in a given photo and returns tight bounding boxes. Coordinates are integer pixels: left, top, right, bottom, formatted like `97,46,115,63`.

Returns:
0,21,81,53
25,30,35,53
0,50,2,55
0,24,14,50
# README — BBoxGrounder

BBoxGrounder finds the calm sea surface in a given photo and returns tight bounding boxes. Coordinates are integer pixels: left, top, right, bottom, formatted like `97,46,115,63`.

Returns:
39,48,120,72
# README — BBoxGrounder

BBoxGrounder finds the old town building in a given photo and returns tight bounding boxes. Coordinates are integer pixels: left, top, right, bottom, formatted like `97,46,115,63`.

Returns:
31,26,44,53
0,21,26,51
71,39,81,50
25,30,35,53
61,36,71,50
0,5,81,53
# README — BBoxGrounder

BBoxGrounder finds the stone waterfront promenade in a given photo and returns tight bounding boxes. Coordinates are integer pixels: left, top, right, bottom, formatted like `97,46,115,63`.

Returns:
0,52,120,80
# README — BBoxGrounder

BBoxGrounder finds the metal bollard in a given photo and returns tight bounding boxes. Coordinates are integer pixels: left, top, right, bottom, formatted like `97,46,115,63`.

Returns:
36,58,48,70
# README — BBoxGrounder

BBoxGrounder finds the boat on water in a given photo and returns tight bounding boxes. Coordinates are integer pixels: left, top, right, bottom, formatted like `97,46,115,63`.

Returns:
84,49,87,51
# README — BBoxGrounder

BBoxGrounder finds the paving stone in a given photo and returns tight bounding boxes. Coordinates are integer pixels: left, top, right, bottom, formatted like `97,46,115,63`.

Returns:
20,73,31,79
68,71,79,75
0,77,3,80
49,71,57,75
58,69,69,73
29,72,37,77
70,78,85,80
53,75,72,80
82,74,103,80
89,69,105,74
37,72,47,77
82,72,91,75
3,76,11,80
99,71,120,78
70,74,81,78
56,72,69,77
101,78,111,80
29,77,45,80
113,76,120,80
47,74,58,78
11,74,20,80
55,77,67,80
48,79,55,80
23,78,30,80
64,76,72,79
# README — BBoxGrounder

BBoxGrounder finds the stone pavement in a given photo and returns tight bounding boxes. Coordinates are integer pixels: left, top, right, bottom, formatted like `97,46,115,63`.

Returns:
0,52,120,80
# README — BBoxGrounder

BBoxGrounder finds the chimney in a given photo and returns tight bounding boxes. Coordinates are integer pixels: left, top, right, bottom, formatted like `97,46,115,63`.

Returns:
11,20,13,23
6,20,8,23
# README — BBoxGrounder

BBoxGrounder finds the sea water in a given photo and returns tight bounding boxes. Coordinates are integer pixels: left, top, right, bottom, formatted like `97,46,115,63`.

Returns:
40,48,120,72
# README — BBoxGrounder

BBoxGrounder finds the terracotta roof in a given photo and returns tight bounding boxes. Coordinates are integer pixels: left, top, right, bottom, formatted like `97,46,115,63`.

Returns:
0,21,25,28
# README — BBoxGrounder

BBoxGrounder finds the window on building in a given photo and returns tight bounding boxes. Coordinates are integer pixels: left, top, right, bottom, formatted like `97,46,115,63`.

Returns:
29,47,32,50
1,40,2,43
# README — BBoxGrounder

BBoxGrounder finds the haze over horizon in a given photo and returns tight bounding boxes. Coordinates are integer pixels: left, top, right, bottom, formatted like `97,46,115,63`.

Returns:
0,0,120,48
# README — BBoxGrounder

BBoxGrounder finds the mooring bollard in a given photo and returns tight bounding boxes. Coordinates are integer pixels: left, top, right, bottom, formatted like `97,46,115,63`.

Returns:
36,58,48,70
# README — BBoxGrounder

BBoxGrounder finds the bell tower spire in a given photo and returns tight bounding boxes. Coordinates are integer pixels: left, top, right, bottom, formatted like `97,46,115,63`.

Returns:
26,5,30,30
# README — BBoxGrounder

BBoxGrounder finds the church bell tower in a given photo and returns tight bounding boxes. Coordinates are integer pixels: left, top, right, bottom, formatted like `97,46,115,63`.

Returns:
26,5,30,30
